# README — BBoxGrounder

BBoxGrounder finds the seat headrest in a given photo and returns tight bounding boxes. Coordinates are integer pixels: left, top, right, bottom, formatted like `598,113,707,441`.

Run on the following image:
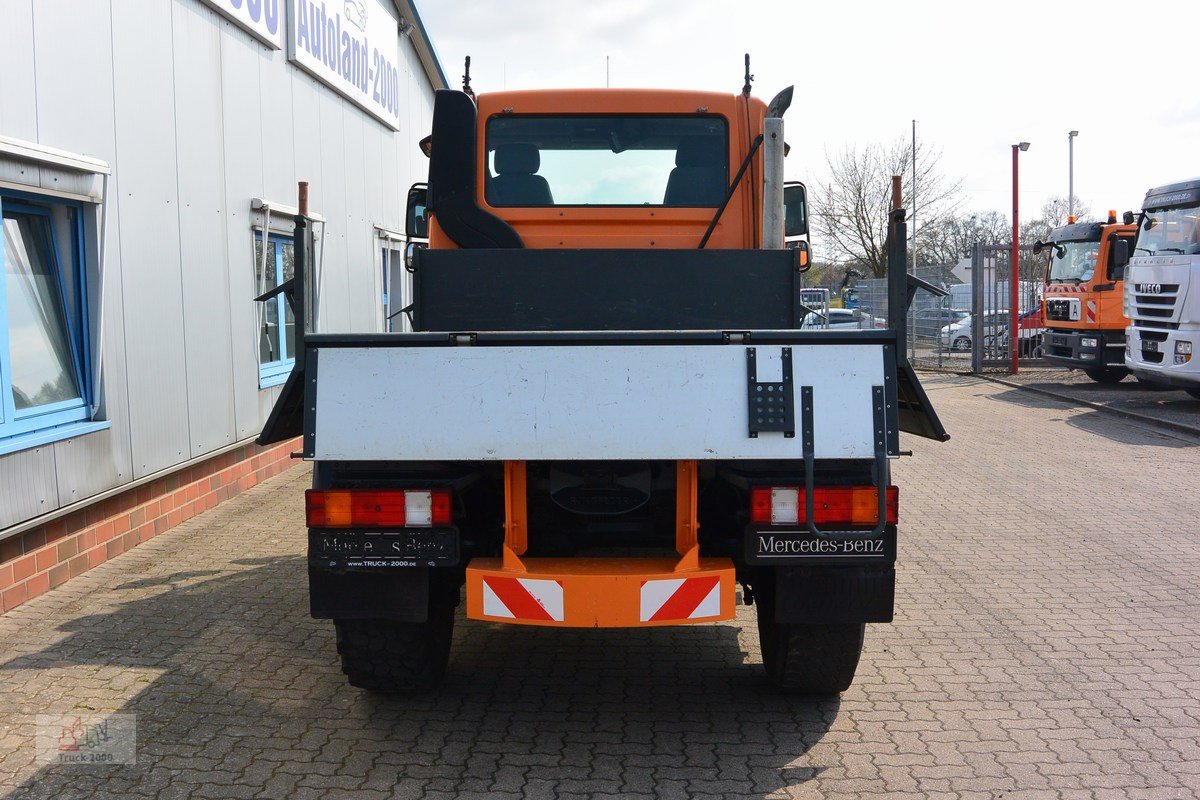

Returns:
495,143,540,174
675,136,725,168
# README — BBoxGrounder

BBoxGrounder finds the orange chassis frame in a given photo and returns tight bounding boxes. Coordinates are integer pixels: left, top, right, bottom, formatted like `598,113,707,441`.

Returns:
465,460,737,627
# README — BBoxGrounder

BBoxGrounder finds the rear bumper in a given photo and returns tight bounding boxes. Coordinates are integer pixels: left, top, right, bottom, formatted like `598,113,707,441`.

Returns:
1044,329,1125,369
466,557,736,627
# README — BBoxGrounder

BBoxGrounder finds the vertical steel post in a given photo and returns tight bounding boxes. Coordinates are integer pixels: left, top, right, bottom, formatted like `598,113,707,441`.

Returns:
761,118,785,249
1068,130,1078,218
971,242,983,374
887,175,907,365
1011,146,1020,374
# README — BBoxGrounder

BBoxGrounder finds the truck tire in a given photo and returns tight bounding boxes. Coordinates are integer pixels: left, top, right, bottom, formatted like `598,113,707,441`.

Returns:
754,580,864,695
1084,367,1127,384
334,603,454,693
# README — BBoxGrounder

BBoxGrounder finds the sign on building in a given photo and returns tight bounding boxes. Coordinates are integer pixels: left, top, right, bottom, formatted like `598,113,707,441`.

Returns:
200,0,285,49
288,0,404,131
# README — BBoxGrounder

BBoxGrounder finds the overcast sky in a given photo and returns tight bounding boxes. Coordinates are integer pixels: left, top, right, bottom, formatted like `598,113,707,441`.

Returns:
419,0,1197,226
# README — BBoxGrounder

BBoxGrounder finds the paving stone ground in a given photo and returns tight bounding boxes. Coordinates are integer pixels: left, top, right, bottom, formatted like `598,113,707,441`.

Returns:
1,374,1198,800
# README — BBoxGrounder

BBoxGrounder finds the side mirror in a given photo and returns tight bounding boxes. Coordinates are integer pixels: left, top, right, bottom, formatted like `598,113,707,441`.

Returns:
1110,238,1130,280
784,181,808,239
1123,211,1135,225
1032,241,1045,255
788,239,810,269
406,183,428,240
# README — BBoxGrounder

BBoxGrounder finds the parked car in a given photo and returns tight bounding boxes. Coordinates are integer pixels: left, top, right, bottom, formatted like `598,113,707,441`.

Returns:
801,308,886,330
913,307,968,339
941,308,1044,355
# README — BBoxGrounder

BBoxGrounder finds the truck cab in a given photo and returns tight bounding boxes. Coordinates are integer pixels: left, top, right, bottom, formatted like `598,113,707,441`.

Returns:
1038,216,1136,382
1123,178,1200,396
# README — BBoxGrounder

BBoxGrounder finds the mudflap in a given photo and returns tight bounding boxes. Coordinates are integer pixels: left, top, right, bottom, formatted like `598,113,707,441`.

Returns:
309,564,431,622
774,565,895,624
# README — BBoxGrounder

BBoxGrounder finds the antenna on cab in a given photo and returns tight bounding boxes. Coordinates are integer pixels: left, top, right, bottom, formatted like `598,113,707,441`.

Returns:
462,56,475,100
742,53,753,97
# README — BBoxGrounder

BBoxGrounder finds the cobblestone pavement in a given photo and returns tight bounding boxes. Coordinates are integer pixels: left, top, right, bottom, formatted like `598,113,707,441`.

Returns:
1,374,1199,800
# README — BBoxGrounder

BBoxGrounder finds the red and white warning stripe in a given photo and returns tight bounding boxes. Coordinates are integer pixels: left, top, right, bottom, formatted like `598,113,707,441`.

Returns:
639,576,722,622
482,577,564,622
1085,300,1097,323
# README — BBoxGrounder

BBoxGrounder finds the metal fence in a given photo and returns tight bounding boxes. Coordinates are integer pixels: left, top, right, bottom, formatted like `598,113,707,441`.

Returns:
969,243,1044,373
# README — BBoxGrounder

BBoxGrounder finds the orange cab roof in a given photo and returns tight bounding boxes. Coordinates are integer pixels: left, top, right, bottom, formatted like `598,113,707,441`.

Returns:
475,89,762,117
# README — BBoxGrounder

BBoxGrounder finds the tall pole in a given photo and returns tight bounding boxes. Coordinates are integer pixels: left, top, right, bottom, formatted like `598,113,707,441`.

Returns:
911,120,917,274
1011,143,1027,374
1068,130,1078,218
911,120,917,357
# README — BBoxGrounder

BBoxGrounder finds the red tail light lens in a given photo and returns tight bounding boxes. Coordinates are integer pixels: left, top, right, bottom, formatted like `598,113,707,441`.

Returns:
750,486,898,526
306,489,452,528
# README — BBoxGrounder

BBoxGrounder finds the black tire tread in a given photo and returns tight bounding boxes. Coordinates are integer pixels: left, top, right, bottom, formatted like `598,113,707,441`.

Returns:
334,606,453,693
758,617,865,695
1084,367,1127,384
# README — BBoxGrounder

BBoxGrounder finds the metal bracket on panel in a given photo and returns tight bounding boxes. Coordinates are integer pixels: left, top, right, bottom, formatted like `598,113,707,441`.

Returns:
800,384,890,541
746,347,795,439
452,333,478,346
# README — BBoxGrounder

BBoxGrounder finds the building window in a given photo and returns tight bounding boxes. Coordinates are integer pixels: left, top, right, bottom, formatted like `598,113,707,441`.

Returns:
0,192,92,442
254,233,295,387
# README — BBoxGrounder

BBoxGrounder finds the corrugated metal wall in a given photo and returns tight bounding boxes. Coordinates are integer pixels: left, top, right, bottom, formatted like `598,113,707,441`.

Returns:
0,0,438,530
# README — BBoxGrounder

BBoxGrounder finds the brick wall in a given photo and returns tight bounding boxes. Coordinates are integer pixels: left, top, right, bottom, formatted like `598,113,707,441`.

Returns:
0,438,301,614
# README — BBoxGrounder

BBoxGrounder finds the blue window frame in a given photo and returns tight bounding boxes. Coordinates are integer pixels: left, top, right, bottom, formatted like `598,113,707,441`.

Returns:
0,191,95,445
254,233,295,387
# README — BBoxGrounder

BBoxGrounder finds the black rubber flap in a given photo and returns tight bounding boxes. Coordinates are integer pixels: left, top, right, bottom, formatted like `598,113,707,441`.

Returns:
257,365,304,446
896,359,950,442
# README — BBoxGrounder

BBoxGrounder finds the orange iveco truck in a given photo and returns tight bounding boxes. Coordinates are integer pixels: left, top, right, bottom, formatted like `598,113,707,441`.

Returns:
259,75,948,695
1038,213,1137,382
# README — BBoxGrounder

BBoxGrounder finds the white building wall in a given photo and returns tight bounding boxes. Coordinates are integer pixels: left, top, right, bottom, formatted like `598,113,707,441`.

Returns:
0,0,442,530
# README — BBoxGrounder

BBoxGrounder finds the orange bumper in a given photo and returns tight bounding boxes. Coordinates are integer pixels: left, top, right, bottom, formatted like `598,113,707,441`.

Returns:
466,557,736,628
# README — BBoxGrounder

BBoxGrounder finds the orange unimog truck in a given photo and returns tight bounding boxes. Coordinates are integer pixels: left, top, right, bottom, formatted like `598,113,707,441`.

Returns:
1038,213,1137,382
260,77,948,695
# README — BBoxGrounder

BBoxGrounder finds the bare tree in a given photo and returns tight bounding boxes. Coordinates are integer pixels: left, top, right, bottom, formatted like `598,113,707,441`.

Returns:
814,137,963,277
1022,195,1093,245
919,211,1010,265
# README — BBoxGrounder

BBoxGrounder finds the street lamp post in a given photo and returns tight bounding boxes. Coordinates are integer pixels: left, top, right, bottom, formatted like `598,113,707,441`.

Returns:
1068,130,1078,219
1011,141,1030,374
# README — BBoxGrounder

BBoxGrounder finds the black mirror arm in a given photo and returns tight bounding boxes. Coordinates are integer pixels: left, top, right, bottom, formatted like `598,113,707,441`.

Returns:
254,277,295,305
698,134,764,249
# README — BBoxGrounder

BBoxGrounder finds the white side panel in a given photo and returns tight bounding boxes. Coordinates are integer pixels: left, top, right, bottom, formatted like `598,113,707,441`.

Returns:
220,20,267,441
111,0,191,477
174,1,236,457
313,345,886,461
0,1,37,147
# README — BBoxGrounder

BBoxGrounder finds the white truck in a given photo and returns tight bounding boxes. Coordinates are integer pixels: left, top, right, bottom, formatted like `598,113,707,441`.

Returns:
1122,178,1200,397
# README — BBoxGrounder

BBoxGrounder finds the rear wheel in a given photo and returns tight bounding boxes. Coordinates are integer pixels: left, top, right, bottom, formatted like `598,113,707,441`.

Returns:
1084,367,1127,384
952,336,970,352
755,582,864,695
334,596,455,693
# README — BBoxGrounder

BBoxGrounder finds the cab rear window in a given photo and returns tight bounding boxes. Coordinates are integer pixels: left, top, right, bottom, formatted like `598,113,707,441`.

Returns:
485,115,728,208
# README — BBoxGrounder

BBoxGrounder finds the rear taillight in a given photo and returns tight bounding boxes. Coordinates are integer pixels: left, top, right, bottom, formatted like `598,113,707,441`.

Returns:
306,489,452,528
749,486,898,526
